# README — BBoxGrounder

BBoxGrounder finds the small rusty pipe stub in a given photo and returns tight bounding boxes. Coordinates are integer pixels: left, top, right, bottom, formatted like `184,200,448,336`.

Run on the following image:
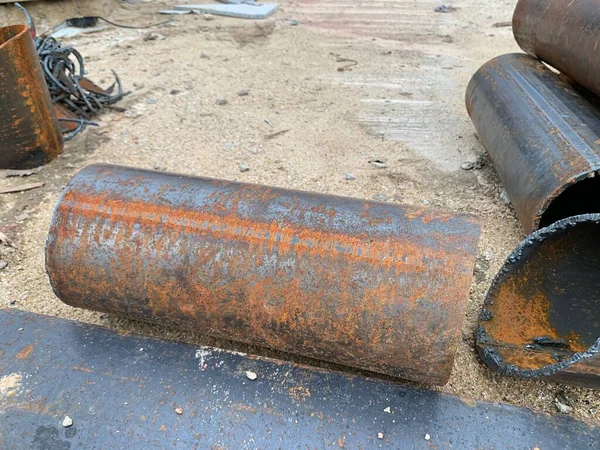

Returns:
0,24,63,169
466,53,600,234
477,215,600,388
45,164,481,385
513,0,600,97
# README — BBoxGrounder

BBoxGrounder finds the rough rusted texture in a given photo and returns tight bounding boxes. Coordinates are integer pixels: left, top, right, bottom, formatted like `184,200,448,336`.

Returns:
46,164,480,385
0,25,63,169
2,309,599,450
477,215,600,388
466,53,600,233
513,0,600,97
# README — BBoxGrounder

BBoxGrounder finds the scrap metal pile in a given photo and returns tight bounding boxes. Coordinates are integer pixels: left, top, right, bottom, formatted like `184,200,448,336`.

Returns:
35,35,124,140
1,0,600,447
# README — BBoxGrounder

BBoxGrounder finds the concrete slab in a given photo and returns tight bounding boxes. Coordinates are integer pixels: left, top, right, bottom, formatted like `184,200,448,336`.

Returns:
175,3,279,19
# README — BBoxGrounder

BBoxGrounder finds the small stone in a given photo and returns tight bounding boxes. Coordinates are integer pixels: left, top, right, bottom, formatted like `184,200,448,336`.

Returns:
383,406,391,414
245,370,257,380
461,161,475,170
422,200,430,205
368,159,388,169
200,52,210,59
15,213,29,222
239,164,250,173
238,89,249,96
0,260,7,271
345,173,356,181
377,433,383,440
434,5,457,13
170,89,181,95
203,14,215,21
143,32,165,41
555,391,574,414
125,110,142,119
216,98,228,106
500,189,511,205
425,434,431,441
154,163,166,171
62,416,73,427
289,20,299,26
147,97,158,105
18,328,23,331
175,407,183,415
373,194,388,202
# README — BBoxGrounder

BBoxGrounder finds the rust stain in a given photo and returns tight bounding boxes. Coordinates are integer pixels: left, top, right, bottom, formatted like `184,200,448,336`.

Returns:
16,345,33,360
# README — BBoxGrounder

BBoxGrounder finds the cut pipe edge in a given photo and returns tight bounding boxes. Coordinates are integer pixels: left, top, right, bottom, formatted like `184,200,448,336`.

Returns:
477,214,600,388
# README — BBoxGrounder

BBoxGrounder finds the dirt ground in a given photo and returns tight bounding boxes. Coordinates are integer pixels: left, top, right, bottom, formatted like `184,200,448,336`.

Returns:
1,0,598,424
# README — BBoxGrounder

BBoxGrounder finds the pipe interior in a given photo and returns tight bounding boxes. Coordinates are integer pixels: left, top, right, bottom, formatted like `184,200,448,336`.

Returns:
0,25,25,48
540,176,600,228
485,218,600,368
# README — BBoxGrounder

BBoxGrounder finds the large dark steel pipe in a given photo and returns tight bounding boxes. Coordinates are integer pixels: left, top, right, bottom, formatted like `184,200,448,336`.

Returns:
466,54,600,387
466,53,600,234
0,25,63,169
2,308,599,449
513,0,600,96
45,164,481,385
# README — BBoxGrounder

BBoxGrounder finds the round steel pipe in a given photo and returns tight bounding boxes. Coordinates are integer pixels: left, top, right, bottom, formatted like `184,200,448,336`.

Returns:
0,25,63,169
46,164,481,385
477,215,600,388
466,53,600,234
513,0,600,96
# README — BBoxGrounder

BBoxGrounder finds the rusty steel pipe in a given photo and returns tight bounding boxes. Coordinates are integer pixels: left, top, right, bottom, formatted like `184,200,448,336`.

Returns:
513,0,600,96
477,215,600,388
466,53,600,234
46,164,481,385
0,25,63,169
466,54,600,387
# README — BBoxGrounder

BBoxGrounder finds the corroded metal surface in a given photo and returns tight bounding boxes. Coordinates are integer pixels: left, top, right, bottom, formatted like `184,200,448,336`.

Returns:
466,53,600,233
46,164,480,385
513,0,600,96
477,215,600,387
1,308,599,449
0,25,63,169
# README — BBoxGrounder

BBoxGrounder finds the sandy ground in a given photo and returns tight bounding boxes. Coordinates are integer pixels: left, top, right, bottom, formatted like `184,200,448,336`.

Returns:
0,0,598,423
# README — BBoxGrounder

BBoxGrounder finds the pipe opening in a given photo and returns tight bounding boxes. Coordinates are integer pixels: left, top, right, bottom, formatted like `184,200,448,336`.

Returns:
0,25,26,49
539,175,600,228
478,215,600,375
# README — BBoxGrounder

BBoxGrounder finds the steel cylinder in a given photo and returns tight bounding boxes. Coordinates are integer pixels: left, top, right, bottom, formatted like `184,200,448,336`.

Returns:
466,53,600,234
46,164,481,385
513,0,600,96
477,215,600,388
0,25,63,169
467,54,600,387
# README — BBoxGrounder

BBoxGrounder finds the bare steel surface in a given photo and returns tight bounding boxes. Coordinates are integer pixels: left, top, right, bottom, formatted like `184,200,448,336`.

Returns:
1,0,599,419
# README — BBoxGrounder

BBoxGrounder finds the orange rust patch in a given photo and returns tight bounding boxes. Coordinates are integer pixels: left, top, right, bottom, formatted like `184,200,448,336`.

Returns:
16,345,33,360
